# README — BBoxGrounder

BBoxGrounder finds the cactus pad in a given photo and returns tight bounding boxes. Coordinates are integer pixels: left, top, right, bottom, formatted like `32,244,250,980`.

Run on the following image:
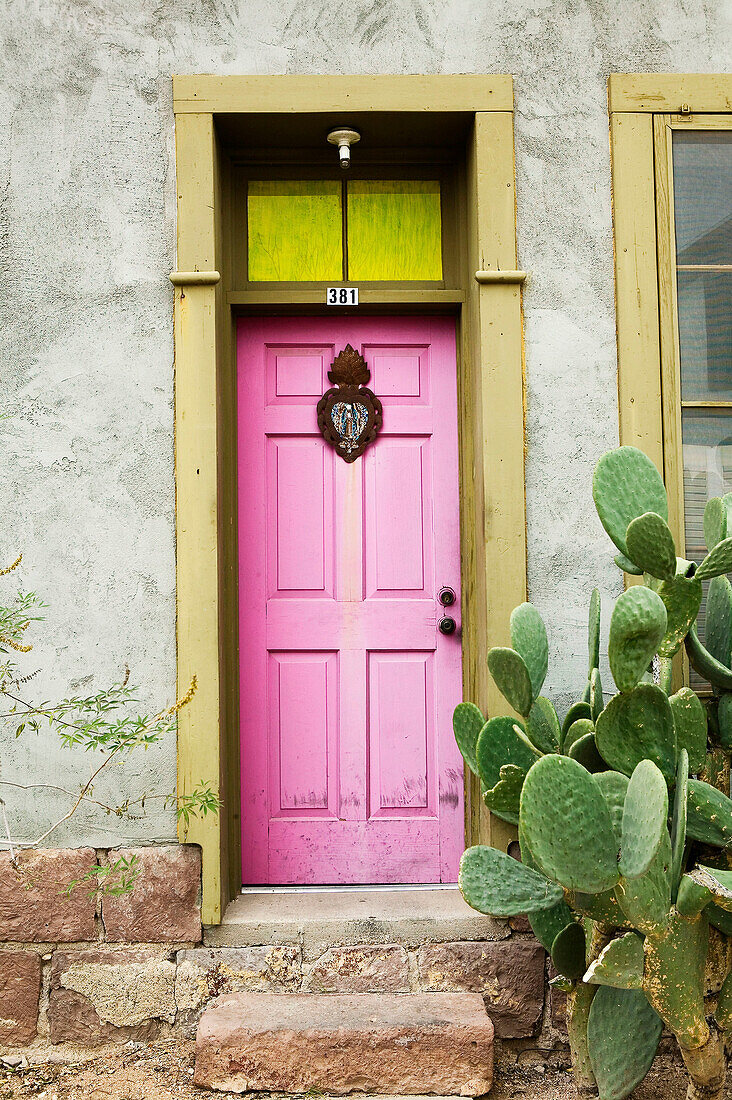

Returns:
642,911,709,1050
705,574,732,667
715,967,732,1030
510,602,548,701
675,873,712,918
562,701,592,738
595,771,630,844
587,986,662,1100
608,586,667,692
686,778,732,847
689,865,732,912
668,688,706,773
696,536,732,580
619,760,669,880
708,903,732,936
520,754,620,894
595,684,677,781
590,666,604,721
625,512,677,580
592,446,668,557
528,897,576,952
551,921,587,980
458,845,564,916
614,552,643,575
483,764,525,825
569,888,625,924
476,716,539,791
526,696,561,754
657,572,703,658
584,932,645,990
686,622,732,690
568,731,606,772
452,702,484,777
615,828,672,935
670,749,688,898
564,717,595,753
486,647,533,716
718,692,732,750
589,587,601,672
704,496,730,551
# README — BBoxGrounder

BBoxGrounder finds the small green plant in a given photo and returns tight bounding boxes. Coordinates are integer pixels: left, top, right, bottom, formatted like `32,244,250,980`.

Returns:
66,853,142,898
0,555,220,876
456,447,732,1100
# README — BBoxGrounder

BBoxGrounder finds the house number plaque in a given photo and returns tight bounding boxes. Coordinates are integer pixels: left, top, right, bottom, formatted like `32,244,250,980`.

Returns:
326,287,359,305
317,344,383,463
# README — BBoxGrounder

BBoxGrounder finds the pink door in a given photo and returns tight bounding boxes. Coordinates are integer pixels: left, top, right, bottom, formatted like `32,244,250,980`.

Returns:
238,316,463,884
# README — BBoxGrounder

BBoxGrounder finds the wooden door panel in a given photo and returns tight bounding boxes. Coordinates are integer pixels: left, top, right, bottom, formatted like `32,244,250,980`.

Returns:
367,651,434,817
268,650,338,818
364,436,432,597
267,436,334,597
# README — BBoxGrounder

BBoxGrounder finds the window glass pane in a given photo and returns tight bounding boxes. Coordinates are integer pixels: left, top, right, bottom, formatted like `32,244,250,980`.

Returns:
673,132,732,266
682,411,732,683
247,181,342,281
347,181,442,281
673,132,732,402
678,271,732,401
682,411,732,567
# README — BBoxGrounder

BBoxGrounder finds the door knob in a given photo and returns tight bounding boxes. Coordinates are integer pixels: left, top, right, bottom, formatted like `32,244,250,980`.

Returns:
439,616,457,635
438,587,456,607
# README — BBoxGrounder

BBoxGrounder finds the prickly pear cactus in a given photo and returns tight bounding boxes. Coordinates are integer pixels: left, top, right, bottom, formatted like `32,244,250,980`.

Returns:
454,446,732,1100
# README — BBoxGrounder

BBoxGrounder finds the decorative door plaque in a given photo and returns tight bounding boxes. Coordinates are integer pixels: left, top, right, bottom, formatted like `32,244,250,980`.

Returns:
317,344,383,463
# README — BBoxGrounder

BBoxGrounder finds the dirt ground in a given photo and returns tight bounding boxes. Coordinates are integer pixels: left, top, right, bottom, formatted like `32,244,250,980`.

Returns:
0,1041,729,1100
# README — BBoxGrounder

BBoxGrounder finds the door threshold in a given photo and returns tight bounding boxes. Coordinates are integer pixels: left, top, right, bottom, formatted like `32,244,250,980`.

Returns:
240,883,458,895
206,883,503,950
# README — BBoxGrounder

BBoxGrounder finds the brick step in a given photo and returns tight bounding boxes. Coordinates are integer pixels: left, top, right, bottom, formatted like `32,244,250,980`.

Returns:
194,991,494,1096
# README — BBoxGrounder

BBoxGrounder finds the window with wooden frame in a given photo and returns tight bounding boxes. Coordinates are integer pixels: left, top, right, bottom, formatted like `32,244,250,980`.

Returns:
610,75,732,685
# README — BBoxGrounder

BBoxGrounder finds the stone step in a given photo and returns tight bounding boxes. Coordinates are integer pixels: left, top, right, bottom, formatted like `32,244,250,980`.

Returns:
194,991,494,1096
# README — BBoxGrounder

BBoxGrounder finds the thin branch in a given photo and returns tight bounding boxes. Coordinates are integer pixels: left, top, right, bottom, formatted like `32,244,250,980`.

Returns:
0,779,172,815
28,748,122,848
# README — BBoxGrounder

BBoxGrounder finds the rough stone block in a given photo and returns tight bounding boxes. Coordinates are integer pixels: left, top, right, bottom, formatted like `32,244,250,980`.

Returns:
0,951,42,1045
176,946,301,1012
418,939,545,1038
305,944,409,993
49,948,176,1043
194,992,494,1095
101,845,201,943
0,848,97,942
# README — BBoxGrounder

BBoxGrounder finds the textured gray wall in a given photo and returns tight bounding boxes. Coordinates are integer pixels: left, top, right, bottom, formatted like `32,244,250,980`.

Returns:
1,1,730,847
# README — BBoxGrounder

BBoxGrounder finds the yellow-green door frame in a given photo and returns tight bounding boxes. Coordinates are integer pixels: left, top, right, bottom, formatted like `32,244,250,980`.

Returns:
171,75,527,924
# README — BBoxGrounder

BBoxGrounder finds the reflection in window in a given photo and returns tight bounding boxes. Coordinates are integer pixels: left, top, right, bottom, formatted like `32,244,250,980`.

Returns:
247,181,343,282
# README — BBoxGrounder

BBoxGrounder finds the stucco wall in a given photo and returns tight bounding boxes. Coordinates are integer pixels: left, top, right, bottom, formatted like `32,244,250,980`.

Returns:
2,0,730,846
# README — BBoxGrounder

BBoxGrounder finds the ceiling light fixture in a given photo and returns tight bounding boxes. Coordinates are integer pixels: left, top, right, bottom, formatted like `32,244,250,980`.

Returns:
327,127,360,170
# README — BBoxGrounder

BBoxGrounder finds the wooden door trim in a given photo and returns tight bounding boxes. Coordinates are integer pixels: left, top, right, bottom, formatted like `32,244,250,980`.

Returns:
172,77,526,923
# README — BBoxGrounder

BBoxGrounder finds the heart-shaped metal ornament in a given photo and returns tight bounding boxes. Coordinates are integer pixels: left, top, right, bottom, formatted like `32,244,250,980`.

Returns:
317,345,383,463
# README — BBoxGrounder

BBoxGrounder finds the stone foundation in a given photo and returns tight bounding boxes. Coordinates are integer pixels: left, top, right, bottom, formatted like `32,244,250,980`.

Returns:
0,845,566,1066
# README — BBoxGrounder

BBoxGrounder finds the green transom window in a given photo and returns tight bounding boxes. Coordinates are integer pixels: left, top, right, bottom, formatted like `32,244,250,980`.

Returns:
247,179,443,283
